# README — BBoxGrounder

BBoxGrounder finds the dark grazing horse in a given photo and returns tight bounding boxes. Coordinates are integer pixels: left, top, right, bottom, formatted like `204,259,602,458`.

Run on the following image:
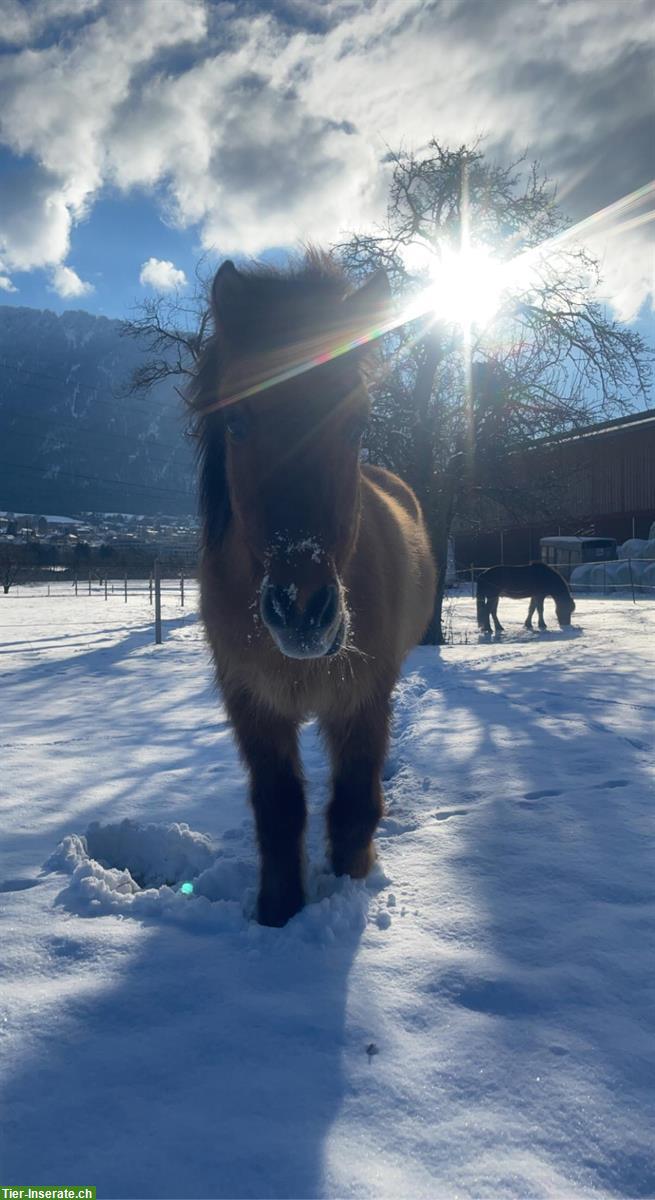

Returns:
476,562,575,633
190,254,436,926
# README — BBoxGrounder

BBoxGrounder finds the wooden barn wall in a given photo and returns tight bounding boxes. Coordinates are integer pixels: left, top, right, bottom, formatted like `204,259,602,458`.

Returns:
453,418,655,569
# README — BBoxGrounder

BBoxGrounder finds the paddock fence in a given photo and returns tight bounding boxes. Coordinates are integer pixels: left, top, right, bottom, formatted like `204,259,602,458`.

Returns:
1,562,198,644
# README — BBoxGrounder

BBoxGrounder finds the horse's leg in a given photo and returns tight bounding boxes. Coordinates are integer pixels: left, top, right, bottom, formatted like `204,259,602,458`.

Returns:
525,598,536,629
224,689,305,926
477,591,492,633
537,597,547,630
491,596,504,632
323,695,390,879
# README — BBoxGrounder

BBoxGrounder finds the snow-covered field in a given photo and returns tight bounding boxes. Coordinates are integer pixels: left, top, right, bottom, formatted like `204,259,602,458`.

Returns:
1,588,654,1200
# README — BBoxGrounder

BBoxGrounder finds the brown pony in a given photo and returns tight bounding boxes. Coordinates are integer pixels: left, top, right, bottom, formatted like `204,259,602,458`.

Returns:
190,254,435,926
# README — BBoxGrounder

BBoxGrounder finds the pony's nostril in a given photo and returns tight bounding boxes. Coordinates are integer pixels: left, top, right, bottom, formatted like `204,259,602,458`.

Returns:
261,584,295,629
304,585,339,630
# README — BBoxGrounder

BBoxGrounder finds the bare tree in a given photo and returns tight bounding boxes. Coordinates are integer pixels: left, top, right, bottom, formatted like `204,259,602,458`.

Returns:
335,141,651,642
0,544,28,594
120,256,214,399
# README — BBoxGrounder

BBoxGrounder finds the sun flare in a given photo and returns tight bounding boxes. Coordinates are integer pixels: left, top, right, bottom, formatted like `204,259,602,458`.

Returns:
402,239,509,329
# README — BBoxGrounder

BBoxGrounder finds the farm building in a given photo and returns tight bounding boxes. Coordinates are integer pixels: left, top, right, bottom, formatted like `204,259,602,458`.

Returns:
454,407,655,568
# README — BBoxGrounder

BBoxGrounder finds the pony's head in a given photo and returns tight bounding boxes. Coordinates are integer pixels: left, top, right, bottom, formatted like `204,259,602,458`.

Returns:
555,593,576,626
195,255,391,660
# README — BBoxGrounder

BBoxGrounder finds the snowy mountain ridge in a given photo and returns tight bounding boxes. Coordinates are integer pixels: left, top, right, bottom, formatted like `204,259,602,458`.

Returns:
0,304,196,516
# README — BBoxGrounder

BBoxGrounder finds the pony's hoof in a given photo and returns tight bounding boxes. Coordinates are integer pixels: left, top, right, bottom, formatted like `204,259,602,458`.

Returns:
332,842,375,880
257,887,304,927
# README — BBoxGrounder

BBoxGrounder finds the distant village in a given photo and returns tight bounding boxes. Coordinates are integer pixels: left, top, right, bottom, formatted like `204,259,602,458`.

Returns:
0,510,200,589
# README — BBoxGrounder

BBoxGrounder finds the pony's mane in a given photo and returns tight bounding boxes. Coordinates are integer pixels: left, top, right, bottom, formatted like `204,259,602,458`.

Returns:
187,249,348,416
189,250,356,548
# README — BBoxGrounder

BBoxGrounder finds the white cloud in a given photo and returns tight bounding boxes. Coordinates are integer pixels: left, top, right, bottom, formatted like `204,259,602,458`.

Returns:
0,0,101,46
51,264,94,298
139,257,188,291
0,274,17,292
0,0,652,320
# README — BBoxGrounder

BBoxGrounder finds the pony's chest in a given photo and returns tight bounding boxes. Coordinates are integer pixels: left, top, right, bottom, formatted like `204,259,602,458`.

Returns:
246,649,362,720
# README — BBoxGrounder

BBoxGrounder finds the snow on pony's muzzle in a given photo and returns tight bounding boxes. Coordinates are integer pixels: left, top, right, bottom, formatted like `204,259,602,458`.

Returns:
260,577,347,659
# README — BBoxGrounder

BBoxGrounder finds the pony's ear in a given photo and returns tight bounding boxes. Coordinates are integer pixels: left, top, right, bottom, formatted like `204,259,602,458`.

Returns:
211,260,247,341
342,269,392,330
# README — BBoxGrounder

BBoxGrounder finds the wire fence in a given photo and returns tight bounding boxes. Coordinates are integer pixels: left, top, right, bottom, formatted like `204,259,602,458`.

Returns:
1,564,198,644
3,560,652,653
4,571,195,604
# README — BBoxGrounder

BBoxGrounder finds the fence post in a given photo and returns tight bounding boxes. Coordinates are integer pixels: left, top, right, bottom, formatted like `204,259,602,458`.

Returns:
124,571,128,603
149,570,153,605
154,559,162,645
470,563,474,598
74,575,78,596
104,577,108,601
628,557,636,604
180,571,185,608
47,583,50,597
88,571,92,596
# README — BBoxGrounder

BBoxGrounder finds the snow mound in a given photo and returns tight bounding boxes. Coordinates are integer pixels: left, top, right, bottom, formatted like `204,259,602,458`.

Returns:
83,818,215,887
45,819,371,942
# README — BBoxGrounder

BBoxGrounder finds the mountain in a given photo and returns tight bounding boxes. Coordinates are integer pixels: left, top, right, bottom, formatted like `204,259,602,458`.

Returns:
0,305,196,516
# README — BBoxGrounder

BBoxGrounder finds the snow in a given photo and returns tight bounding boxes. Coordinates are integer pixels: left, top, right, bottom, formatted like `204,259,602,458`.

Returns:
1,587,654,1199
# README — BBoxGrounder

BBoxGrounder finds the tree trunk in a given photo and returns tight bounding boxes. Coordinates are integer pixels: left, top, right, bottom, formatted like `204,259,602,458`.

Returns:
422,455,461,645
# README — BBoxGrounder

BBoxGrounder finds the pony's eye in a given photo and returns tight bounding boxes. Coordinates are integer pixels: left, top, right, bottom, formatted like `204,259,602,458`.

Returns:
225,411,250,442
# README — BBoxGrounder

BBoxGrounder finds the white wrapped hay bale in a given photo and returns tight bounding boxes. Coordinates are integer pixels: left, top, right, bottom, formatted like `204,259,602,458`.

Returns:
606,560,632,586
588,563,609,589
641,561,655,590
570,564,593,590
618,538,647,559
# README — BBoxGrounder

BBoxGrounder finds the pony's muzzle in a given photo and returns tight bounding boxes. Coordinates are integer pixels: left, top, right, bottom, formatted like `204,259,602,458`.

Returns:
260,581,346,659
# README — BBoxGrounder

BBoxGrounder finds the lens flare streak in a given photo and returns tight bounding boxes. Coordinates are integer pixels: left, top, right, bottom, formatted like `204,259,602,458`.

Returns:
198,181,654,415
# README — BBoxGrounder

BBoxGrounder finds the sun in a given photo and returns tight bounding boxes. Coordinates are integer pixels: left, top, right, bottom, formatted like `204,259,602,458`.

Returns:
402,239,509,329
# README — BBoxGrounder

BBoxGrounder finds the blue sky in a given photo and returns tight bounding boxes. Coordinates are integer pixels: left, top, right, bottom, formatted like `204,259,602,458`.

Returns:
0,0,653,341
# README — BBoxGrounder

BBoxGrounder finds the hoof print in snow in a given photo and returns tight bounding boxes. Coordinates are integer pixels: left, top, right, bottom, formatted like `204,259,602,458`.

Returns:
0,877,42,893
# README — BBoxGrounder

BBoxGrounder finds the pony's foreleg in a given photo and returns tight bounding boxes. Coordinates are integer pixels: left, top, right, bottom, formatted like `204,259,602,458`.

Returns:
323,695,390,880
525,598,536,629
537,598,547,630
225,689,305,926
